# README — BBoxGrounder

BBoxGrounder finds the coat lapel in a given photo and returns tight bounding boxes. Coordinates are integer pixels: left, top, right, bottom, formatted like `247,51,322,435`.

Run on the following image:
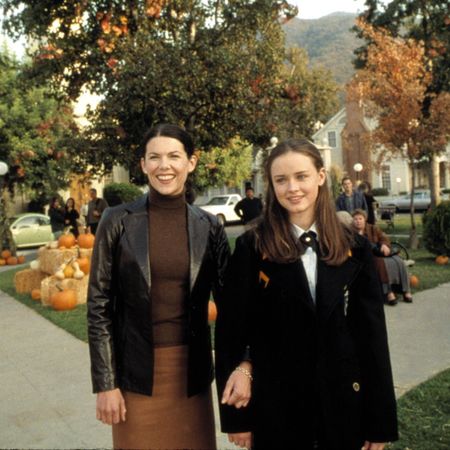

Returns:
187,205,210,293
316,256,362,322
122,195,151,288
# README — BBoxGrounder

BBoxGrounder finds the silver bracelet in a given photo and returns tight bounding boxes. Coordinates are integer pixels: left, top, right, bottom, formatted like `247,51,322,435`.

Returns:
234,366,253,381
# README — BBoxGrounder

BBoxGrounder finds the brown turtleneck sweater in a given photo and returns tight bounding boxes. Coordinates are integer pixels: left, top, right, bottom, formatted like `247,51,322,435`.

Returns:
148,189,190,347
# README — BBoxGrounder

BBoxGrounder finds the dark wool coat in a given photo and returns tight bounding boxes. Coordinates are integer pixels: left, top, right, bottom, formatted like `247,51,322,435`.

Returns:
87,194,230,397
215,231,398,450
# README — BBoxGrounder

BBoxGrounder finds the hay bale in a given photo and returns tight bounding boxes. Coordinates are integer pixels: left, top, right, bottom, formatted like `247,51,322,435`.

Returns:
14,269,47,294
40,275,89,306
38,247,79,275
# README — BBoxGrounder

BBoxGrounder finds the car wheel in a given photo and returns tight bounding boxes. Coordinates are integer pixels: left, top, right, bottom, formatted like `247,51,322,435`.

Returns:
216,214,226,226
395,206,400,213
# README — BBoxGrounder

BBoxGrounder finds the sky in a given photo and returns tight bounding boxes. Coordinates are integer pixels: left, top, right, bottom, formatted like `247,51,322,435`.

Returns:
292,0,369,19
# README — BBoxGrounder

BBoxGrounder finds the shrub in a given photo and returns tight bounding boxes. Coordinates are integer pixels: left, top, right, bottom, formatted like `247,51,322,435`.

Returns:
103,183,143,207
422,201,450,256
372,187,389,196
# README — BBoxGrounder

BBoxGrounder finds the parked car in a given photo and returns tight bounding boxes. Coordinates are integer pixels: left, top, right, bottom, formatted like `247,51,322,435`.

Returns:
380,190,433,212
9,213,54,248
198,194,242,225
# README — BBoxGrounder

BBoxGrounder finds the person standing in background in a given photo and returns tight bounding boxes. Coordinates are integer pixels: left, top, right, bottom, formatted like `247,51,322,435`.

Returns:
234,187,263,224
336,177,368,214
358,182,377,225
48,197,65,238
64,197,80,237
86,188,108,235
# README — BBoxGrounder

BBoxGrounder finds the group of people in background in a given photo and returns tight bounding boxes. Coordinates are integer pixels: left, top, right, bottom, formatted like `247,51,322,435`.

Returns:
87,124,398,450
47,188,108,238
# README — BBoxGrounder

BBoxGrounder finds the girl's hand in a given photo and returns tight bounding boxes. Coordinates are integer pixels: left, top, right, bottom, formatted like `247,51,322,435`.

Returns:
96,388,127,425
362,441,386,450
228,432,252,449
221,362,252,408
380,244,390,256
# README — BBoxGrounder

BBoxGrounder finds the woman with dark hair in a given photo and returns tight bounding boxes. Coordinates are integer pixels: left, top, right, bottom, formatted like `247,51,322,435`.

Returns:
216,138,398,450
64,197,80,237
87,123,230,449
48,197,65,238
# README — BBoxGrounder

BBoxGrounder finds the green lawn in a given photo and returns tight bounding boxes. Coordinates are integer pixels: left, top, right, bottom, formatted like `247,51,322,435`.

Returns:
379,212,424,236
388,368,450,450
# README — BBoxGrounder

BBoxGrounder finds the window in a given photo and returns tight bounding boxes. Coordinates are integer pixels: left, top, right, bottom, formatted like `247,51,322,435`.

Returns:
327,131,336,148
381,165,391,191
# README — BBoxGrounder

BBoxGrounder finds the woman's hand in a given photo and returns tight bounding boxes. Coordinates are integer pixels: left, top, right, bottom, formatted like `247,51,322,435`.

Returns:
380,244,391,256
228,432,252,449
362,441,386,450
221,362,252,408
96,388,127,425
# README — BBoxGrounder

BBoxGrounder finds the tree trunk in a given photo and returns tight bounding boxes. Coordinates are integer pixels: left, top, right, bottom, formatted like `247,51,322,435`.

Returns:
429,154,440,208
0,188,17,255
408,160,419,249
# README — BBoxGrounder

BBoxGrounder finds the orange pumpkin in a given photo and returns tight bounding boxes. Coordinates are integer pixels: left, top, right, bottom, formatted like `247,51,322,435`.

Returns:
76,257,91,275
51,289,77,311
0,259,6,266
6,256,18,265
78,232,95,249
58,233,76,249
435,255,449,265
17,255,26,264
1,249,11,259
208,300,217,322
31,289,41,301
410,275,419,288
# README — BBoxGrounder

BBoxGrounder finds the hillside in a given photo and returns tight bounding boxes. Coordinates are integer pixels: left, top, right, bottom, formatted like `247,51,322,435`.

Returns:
283,12,362,88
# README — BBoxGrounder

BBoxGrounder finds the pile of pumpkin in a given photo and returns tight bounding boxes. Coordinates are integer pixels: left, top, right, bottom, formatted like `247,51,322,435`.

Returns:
14,232,95,311
0,249,26,266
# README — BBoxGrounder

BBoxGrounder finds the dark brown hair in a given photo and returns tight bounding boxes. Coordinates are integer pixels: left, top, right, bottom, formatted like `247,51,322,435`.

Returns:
253,138,352,266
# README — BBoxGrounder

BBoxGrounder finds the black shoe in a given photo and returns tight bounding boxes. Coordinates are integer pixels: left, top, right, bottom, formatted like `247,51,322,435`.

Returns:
388,299,398,306
403,295,413,303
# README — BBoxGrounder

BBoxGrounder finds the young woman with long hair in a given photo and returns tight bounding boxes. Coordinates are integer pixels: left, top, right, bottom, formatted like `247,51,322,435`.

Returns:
216,138,398,450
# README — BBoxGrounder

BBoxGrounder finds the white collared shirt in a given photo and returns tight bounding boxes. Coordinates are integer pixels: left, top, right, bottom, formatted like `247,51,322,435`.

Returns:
291,223,318,303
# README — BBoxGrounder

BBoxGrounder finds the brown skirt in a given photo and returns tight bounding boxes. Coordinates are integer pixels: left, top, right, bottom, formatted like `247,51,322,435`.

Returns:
112,345,216,450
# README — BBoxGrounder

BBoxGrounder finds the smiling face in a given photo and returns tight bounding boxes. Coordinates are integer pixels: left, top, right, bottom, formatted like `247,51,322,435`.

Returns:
141,136,197,197
270,151,326,229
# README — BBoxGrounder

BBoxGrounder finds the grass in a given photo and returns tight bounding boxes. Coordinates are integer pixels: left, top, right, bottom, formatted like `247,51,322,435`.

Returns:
379,212,424,236
0,267,88,342
388,368,450,450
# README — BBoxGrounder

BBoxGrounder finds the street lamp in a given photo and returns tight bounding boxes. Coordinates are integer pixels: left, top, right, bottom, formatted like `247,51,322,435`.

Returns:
396,177,402,195
0,161,8,176
353,163,363,183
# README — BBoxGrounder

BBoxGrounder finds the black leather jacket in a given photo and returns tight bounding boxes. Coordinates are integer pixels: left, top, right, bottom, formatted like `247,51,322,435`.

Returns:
87,194,230,397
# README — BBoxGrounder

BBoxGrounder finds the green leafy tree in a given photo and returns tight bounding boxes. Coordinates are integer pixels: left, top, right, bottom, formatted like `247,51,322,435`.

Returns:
0,47,79,199
194,136,253,192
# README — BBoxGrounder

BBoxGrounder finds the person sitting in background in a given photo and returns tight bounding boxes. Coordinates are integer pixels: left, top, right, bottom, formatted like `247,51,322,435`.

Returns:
358,181,377,225
64,197,80,237
336,177,368,214
352,209,413,306
234,187,263,224
48,197,65,239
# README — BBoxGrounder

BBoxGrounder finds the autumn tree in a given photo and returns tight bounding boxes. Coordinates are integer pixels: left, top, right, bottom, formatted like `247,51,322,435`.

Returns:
268,47,339,140
355,0,450,205
348,20,450,248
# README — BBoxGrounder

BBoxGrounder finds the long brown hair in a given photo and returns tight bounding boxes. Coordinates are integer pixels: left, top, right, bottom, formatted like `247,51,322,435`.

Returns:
253,138,352,266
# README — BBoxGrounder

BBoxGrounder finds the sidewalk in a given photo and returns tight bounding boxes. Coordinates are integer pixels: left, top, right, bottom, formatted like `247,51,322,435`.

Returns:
0,284,449,449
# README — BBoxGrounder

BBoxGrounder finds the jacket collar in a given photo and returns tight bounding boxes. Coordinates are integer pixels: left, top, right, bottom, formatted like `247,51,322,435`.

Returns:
121,194,210,293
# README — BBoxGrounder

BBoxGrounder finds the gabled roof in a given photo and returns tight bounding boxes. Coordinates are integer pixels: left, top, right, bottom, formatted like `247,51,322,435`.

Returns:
312,108,346,140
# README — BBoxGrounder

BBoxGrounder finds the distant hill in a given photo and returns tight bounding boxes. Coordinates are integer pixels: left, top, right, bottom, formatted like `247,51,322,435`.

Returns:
283,12,362,88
